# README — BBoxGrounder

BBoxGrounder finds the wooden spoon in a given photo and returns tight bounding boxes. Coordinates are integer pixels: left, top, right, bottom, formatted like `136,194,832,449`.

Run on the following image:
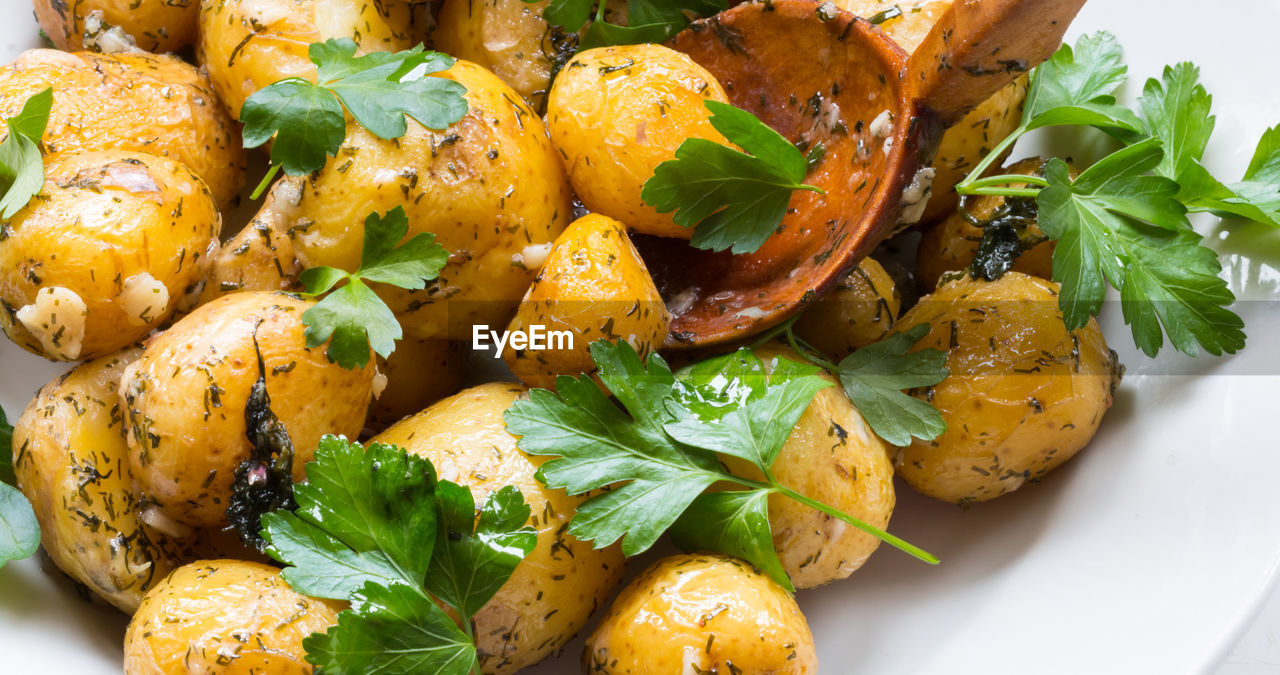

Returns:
642,0,1086,348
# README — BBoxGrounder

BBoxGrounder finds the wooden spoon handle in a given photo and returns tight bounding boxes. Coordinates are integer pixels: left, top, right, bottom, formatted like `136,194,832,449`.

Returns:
908,0,1087,122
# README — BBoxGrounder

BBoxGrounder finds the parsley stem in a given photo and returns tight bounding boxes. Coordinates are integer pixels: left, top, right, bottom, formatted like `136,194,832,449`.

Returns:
954,124,1027,193
958,174,1049,192
784,329,838,372
957,186,1042,199
749,315,801,350
773,484,940,564
250,163,282,200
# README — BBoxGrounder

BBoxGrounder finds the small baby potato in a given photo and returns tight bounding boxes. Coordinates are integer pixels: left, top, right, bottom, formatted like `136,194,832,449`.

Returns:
891,272,1121,504
0,49,245,206
120,291,375,528
0,150,221,361
373,383,626,674
366,337,467,431
917,157,1056,289
197,0,417,116
198,177,306,305
434,0,564,110
502,214,670,389
584,554,817,674
793,257,901,361
33,0,198,53
124,559,342,673
547,44,731,239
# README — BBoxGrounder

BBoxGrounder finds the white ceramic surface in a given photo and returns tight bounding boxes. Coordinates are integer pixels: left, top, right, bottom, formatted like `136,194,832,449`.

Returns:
2,0,1279,673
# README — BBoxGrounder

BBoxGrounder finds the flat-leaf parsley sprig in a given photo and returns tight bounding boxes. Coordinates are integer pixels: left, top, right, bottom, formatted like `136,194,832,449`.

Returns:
503,340,937,593
535,0,728,49
0,405,40,568
0,87,53,219
241,39,469,198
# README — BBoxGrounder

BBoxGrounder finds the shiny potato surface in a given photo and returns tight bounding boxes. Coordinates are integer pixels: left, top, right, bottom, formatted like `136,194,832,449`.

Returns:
198,177,305,305
281,60,572,341
584,554,817,674
547,43,731,239
502,213,669,389
433,0,562,110
366,336,467,431
197,0,416,116
0,49,245,206
0,150,221,361
891,272,1120,504
373,383,626,674
120,291,375,528
33,0,198,53
793,257,901,361
124,559,342,674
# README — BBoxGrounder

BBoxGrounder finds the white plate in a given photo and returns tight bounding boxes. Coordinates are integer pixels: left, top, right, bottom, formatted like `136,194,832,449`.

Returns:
3,1,1280,673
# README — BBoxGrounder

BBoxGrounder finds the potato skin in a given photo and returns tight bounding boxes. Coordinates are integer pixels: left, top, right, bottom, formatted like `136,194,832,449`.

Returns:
584,554,817,674
284,60,572,341
197,0,416,116
373,383,626,674
547,44,730,239
503,214,669,389
198,177,306,305
33,0,198,53
124,559,342,674
120,292,375,528
0,150,221,361
434,0,562,110
366,337,467,431
0,49,245,206
793,257,901,361
891,272,1120,504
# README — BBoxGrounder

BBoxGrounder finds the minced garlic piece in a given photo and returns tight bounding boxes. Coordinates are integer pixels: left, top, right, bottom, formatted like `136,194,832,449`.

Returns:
119,273,170,326
15,286,88,360
82,10,142,54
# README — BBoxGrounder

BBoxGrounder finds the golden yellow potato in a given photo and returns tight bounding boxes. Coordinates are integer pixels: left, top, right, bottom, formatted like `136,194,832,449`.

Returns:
277,60,572,341
373,383,626,674
197,0,417,116
917,157,1056,289
502,214,669,389
434,0,560,110
891,272,1121,504
198,177,305,305
120,291,376,528
793,257,901,361
124,559,342,674
0,151,221,361
547,44,731,239
366,337,467,431
33,0,198,53
0,49,245,206
584,554,817,674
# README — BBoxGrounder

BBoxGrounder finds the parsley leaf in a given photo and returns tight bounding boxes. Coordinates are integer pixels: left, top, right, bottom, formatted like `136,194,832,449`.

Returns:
0,87,52,219
642,101,824,255
0,405,14,486
538,0,727,49
300,207,448,369
668,490,788,591
1139,62,1215,183
0,405,39,568
1021,31,1143,134
834,324,950,447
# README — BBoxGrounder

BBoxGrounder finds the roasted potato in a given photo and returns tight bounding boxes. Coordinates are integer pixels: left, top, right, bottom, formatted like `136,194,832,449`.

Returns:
891,272,1121,504
120,291,375,528
198,177,305,305
917,157,1056,289
124,559,342,673
547,43,731,239
373,383,626,674
793,257,901,361
434,0,564,110
0,150,221,361
33,0,198,53
502,213,669,389
0,49,245,206
366,337,467,431
197,0,417,116
584,554,817,674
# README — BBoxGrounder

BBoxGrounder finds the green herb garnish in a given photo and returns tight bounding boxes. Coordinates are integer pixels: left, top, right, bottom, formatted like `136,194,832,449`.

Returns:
536,0,728,49
0,405,40,568
0,87,52,219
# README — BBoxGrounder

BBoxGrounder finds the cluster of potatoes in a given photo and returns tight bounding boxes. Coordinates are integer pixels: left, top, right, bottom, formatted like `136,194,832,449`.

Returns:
0,0,1121,672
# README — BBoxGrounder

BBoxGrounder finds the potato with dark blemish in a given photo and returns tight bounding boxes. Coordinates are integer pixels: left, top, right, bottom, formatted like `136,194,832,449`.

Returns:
119,291,375,529
0,49,245,206
793,257,901,361
547,43,732,239
584,554,817,674
373,383,626,674
890,272,1120,504
33,0,199,53
502,214,669,389
0,150,221,361
124,559,342,673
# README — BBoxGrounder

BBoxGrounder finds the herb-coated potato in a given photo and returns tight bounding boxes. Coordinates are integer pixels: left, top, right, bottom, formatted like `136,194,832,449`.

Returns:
434,0,564,111
547,43,731,239
0,150,221,361
793,257,901,361
33,0,198,53
366,337,467,431
123,559,342,673
584,554,817,674
197,0,417,116
276,60,572,341
198,177,305,305
891,272,1121,504
120,291,376,528
502,213,669,389
917,157,1056,289
0,49,245,206
373,383,626,674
